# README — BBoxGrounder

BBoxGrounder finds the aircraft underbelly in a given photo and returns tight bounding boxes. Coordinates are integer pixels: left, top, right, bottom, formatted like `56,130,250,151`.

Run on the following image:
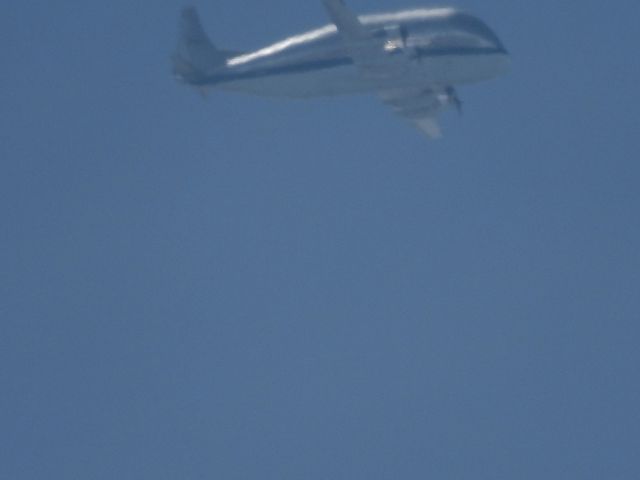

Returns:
217,53,508,98
218,64,364,97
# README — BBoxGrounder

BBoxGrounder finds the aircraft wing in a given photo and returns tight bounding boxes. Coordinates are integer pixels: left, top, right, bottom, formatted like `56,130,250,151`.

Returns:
321,0,449,138
379,88,446,139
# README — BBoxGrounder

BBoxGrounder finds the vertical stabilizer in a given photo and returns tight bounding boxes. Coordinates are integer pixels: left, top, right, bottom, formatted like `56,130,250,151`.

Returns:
172,7,228,81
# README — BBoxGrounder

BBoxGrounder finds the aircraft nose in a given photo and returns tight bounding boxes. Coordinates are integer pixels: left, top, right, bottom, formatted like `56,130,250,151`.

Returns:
491,34,508,55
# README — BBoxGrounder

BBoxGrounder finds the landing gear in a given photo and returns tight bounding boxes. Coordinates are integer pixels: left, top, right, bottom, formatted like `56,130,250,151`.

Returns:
446,86,463,115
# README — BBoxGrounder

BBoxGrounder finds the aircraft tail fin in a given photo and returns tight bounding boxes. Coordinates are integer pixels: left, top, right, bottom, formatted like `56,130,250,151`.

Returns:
172,7,235,82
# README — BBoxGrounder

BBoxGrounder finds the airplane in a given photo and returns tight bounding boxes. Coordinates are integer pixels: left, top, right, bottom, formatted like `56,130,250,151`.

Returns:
172,1,509,138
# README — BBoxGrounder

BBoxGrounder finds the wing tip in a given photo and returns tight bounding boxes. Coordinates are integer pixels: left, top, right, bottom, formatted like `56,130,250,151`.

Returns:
415,118,443,139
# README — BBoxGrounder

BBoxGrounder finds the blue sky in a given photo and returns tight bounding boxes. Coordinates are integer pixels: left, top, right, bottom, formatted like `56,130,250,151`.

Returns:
2,1,639,478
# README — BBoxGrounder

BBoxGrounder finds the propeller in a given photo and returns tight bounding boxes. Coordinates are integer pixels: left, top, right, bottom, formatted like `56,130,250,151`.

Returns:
446,86,463,116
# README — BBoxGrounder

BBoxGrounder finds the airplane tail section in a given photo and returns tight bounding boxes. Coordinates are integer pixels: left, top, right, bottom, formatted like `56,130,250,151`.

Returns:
172,7,235,83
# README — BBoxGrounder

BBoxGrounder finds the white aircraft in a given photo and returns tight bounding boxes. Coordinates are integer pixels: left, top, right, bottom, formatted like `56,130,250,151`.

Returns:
172,1,509,138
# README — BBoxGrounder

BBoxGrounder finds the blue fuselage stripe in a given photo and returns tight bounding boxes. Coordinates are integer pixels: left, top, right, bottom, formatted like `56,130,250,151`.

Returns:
197,47,506,86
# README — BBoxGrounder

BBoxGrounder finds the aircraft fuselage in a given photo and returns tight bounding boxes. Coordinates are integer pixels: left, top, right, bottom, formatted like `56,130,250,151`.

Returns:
189,8,509,98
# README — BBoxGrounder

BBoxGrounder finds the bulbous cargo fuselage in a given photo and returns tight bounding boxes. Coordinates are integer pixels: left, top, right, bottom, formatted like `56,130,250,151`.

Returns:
191,8,509,97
